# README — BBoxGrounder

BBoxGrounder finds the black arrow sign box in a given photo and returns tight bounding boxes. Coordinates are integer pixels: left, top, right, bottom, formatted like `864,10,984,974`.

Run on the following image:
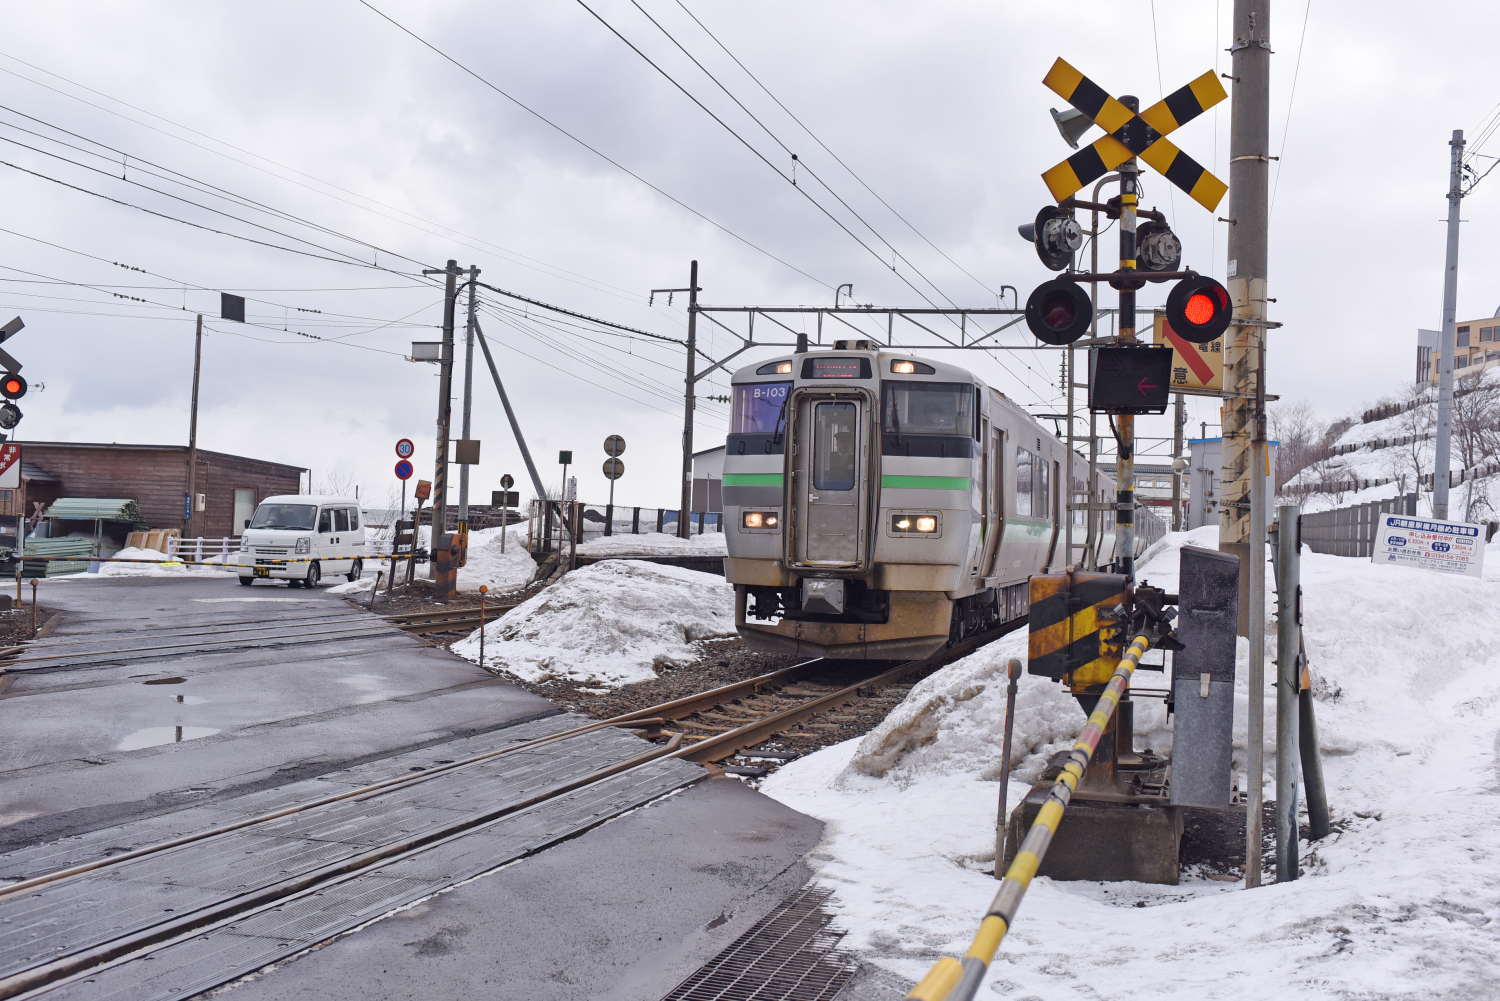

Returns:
1088,346,1174,415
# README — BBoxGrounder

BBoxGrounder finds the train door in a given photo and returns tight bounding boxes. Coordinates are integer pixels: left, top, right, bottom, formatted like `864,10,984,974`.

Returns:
1043,457,1061,572
979,421,1004,578
790,392,870,568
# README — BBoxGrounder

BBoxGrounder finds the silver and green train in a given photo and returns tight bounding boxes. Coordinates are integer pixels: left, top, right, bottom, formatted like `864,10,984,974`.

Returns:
722,340,1165,660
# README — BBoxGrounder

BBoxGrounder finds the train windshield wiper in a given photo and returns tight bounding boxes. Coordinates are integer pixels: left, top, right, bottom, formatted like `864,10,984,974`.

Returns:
771,398,789,445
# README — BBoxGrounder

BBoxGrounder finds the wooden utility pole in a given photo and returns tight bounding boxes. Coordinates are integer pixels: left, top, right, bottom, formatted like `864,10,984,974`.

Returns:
185,313,202,538
1222,0,1272,889
424,260,460,573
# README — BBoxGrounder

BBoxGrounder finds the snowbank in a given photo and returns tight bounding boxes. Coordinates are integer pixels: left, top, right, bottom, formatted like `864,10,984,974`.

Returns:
575,531,726,556
457,526,537,593
449,559,735,686
76,547,229,578
761,525,1500,996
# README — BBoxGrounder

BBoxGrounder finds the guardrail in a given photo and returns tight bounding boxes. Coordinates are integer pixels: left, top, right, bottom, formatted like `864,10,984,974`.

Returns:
526,500,722,554
906,631,1154,1001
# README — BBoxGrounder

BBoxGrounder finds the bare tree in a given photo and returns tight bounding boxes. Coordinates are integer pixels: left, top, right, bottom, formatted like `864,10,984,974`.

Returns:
1452,370,1500,520
1268,400,1327,493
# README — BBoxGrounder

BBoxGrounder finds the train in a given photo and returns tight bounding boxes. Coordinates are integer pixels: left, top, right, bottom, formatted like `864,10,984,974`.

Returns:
721,339,1165,660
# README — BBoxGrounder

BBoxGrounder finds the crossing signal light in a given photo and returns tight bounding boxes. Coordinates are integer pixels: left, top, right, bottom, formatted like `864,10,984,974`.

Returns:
0,403,20,430
1024,278,1093,345
1,374,25,400
1017,205,1083,272
1135,220,1181,272
1165,275,1232,344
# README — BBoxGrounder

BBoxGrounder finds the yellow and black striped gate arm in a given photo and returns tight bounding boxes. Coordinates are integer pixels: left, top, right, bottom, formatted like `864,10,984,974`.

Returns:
903,631,1155,1001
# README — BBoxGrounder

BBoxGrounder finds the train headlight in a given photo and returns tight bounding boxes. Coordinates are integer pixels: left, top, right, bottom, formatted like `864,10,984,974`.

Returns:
891,513,940,534
742,511,779,530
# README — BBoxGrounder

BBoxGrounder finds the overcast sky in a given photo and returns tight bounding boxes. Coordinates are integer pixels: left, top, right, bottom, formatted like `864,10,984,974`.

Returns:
0,1,1496,511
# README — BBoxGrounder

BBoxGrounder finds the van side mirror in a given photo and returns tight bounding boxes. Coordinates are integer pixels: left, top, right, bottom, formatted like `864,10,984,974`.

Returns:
243,519,250,528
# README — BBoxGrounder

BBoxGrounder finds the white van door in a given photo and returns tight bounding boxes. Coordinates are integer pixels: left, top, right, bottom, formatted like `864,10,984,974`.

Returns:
315,507,343,575
348,506,365,567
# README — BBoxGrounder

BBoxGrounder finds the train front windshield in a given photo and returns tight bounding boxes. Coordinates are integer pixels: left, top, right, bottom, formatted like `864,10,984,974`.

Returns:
883,382,975,436
732,382,791,433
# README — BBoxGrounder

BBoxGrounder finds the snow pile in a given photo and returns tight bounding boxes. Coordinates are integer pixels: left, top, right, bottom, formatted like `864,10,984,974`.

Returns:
457,526,537,593
81,547,217,578
450,559,735,686
576,531,726,556
761,526,1500,996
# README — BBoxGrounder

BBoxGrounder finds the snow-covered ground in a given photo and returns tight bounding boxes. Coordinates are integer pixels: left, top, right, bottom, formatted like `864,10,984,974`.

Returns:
761,526,1500,998
450,559,735,686
61,547,235,579
575,530,726,556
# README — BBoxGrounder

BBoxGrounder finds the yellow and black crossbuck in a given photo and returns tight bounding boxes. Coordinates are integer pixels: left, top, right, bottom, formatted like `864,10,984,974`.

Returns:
1040,58,1229,211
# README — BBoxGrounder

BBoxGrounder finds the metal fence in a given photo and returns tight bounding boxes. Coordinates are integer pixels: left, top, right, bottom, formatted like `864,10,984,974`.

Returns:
526,500,722,554
1298,493,1417,558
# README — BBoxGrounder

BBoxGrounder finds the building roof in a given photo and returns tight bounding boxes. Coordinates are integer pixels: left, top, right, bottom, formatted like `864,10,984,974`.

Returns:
21,461,58,483
18,441,306,473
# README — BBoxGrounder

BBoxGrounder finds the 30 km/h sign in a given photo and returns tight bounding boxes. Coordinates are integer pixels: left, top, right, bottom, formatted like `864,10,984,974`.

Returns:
1040,58,1228,210
395,438,414,459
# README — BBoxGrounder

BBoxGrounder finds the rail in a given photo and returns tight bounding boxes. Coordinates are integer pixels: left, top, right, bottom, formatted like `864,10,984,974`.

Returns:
905,631,1154,1001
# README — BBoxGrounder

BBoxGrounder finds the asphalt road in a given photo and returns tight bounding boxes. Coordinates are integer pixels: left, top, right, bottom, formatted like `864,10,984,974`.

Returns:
0,571,844,1001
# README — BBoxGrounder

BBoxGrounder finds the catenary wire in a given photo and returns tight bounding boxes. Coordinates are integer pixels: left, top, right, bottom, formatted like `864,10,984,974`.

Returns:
1269,0,1313,217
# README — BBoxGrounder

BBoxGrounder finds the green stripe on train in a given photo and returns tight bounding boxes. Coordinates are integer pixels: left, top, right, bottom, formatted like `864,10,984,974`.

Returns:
881,475,971,491
722,473,785,487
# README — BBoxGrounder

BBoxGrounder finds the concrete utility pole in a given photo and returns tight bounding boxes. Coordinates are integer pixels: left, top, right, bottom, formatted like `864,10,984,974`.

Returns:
458,265,480,526
1171,393,1186,532
1115,121,1140,579
1432,130,1466,521
1221,0,1272,889
679,260,700,540
185,313,203,537
425,260,460,570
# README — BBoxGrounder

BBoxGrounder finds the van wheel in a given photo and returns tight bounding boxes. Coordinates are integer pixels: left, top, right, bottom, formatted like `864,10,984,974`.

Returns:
238,575,254,587
347,559,362,583
304,563,321,589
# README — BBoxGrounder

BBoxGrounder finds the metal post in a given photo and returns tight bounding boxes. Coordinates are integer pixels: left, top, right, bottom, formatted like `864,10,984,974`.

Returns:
994,657,1022,877
1115,132,1140,579
185,313,202,537
1224,0,1272,889
479,584,487,668
1297,627,1331,841
1172,393,1186,531
428,260,459,573
458,265,479,526
606,471,616,537
1065,343,1074,565
1433,130,1465,520
1275,503,1301,881
679,261,699,540
474,322,553,521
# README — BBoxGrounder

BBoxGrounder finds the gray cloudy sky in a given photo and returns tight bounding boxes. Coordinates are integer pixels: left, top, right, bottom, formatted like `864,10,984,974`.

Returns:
0,1,1496,509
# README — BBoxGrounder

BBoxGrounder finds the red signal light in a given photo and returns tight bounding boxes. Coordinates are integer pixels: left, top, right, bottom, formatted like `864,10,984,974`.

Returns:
1165,276,1232,344
0,373,25,400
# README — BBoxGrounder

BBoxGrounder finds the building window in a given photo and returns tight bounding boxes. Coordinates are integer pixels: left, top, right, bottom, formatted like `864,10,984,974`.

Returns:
1456,355,1469,368
1482,326,1495,342
1458,326,1471,347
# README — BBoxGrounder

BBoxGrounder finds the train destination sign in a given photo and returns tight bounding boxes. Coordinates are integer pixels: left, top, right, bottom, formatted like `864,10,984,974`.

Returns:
1372,514,1485,578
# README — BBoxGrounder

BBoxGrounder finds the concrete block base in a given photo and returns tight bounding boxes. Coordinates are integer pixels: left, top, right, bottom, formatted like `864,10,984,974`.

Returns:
1005,781,1184,885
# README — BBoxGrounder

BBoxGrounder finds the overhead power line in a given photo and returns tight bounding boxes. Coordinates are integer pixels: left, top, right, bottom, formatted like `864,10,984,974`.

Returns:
355,0,830,290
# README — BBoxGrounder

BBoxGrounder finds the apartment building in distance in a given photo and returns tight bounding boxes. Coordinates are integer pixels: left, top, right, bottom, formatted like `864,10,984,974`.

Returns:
1421,308,1500,383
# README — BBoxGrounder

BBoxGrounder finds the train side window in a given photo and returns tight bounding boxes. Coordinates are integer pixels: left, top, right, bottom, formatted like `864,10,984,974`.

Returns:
1073,475,1087,526
1015,447,1033,517
1038,462,1051,521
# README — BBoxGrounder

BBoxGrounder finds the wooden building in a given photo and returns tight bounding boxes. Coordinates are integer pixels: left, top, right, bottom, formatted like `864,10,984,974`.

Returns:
0,443,304,542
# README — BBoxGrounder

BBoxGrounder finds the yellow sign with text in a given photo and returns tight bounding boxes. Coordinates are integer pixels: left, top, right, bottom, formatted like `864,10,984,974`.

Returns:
1153,314,1223,391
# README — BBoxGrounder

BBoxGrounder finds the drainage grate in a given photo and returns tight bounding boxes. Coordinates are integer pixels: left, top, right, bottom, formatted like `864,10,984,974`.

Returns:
661,885,860,1001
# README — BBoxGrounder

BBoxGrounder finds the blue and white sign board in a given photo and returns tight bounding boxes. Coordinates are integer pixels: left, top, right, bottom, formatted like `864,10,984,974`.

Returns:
1372,514,1485,578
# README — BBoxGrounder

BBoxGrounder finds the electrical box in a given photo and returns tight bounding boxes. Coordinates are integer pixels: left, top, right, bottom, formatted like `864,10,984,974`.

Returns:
455,439,481,465
194,493,206,512
1170,545,1241,809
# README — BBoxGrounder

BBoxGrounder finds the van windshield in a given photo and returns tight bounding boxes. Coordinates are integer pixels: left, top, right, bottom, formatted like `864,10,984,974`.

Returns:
249,504,317,530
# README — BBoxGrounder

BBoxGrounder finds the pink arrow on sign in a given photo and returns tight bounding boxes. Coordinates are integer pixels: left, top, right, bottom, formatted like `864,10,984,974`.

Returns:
1137,377,1160,394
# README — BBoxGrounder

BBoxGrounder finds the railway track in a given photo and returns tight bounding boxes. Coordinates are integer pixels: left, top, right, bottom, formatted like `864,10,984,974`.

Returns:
0,619,1019,1000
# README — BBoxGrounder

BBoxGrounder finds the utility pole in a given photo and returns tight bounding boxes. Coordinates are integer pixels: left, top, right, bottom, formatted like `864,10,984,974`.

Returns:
1221,0,1272,889
1115,121,1139,579
1171,393,1186,532
1432,130,1465,521
458,265,480,527
423,260,460,573
185,313,202,538
679,261,699,540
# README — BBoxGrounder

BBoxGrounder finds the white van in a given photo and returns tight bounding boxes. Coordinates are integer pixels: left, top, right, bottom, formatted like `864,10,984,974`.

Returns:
236,494,366,588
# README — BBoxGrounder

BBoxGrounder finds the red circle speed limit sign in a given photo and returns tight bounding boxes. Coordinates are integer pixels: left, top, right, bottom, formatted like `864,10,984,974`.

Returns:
395,438,415,459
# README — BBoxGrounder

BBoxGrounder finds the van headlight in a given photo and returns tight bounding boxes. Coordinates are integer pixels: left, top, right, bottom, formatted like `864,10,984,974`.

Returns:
295,536,312,554
238,536,250,552
742,511,779,530
891,513,940,534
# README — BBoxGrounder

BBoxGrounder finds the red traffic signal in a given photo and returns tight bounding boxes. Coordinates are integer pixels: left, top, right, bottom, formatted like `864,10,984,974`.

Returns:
1024,278,1093,345
0,374,25,400
1165,276,1232,344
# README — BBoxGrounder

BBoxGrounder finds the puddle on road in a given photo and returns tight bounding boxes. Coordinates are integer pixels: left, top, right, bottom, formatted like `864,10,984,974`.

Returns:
117,726,221,751
141,677,186,685
337,673,397,704
193,598,309,604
